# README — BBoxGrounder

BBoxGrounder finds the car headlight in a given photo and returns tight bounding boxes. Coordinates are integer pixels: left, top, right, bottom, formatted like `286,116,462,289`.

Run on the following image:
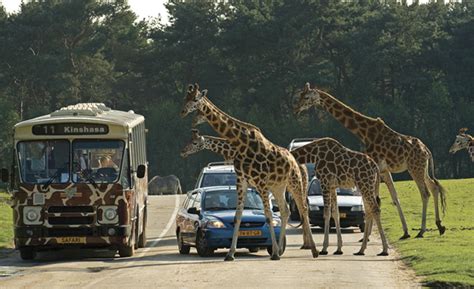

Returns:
351,205,364,212
206,219,226,229
99,205,118,224
309,204,320,211
23,206,42,225
271,218,281,227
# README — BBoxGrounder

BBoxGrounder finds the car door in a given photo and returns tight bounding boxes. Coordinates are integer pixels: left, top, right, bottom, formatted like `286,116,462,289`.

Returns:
176,194,191,238
182,191,201,243
187,191,202,243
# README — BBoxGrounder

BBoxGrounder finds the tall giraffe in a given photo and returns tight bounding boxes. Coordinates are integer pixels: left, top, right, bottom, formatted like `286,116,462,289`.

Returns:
181,84,318,261
293,83,447,239
291,137,388,256
449,128,474,162
180,129,310,219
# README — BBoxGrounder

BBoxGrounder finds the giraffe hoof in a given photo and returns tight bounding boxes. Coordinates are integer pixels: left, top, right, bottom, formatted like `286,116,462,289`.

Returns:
224,255,235,262
270,254,280,261
439,226,446,235
353,251,365,256
319,250,328,255
333,250,343,255
399,233,411,240
415,232,424,238
377,251,389,256
312,250,319,258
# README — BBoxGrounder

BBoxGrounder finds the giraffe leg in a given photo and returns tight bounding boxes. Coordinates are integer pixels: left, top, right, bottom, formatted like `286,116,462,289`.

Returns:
261,192,281,260
271,186,289,256
289,185,318,258
320,183,331,255
354,215,371,255
358,219,372,243
375,211,389,256
408,169,430,238
331,196,343,255
425,176,446,235
381,172,410,239
224,179,248,261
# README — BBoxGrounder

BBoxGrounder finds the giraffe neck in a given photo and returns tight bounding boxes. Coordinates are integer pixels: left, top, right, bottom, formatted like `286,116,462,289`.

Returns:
198,97,260,143
203,136,237,159
316,90,381,144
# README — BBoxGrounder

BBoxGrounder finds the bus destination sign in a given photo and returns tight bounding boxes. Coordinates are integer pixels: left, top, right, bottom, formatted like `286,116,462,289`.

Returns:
32,123,109,135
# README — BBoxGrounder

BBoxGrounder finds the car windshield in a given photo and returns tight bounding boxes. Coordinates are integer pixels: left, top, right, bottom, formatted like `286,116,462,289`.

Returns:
201,173,237,187
308,179,358,196
72,140,125,183
17,140,70,184
203,189,264,211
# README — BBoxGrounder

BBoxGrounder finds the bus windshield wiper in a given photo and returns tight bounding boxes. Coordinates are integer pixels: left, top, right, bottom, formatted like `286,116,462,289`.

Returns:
42,163,68,190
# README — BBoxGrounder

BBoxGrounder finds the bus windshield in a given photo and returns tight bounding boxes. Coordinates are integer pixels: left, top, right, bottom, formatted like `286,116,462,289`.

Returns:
17,140,70,184
72,140,125,183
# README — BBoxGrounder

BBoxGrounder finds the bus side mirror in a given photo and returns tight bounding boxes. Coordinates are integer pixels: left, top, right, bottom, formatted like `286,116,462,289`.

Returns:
136,164,146,179
1,168,9,183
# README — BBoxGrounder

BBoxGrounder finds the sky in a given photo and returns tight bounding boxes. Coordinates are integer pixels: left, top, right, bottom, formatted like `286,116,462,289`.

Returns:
1,0,169,22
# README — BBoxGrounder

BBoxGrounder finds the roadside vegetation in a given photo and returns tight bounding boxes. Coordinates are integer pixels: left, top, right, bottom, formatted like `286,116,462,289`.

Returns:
380,178,474,287
0,191,13,253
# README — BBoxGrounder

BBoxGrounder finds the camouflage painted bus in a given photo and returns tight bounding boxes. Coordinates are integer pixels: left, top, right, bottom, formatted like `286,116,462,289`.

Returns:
1,103,148,260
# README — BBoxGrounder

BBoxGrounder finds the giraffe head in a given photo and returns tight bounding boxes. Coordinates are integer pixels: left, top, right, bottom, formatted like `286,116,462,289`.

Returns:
449,128,471,154
180,83,208,118
191,110,207,128
181,129,206,158
293,82,322,115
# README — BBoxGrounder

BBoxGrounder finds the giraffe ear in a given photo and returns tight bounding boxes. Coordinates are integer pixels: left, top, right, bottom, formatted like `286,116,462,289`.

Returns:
304,82,310,92
459,128,468,134
201,89,208,98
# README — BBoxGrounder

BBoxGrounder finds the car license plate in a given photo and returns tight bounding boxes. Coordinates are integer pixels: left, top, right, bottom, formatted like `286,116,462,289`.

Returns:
340,213,346,218
56,237,86,244
238,230,262,237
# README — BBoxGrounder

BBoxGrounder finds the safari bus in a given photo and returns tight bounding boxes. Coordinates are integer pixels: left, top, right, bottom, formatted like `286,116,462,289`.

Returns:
1,103,148,260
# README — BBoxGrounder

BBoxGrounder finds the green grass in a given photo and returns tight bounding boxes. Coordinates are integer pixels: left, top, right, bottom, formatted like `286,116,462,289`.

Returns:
380,178,474,287
0,191,13,251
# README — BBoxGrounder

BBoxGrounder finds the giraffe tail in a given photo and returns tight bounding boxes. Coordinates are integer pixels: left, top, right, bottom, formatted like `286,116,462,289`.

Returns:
428,151,447,216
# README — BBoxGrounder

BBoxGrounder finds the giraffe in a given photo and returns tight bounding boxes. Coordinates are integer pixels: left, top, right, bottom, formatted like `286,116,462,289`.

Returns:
449,128,474,162
291,137,388,256
293,83,447,239
181,129,310,220
181,84,318,261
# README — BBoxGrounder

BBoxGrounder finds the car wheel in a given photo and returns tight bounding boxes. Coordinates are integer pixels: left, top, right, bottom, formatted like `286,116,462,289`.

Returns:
359,223,365,233
248,248,259,253
177,230,190,254
19,247,36,260
267,236,286,256
196,230,214,257
289,200,300,221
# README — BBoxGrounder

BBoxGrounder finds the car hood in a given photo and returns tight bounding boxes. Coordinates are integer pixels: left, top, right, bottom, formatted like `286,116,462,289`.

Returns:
202,210,278,223
308,195,363,207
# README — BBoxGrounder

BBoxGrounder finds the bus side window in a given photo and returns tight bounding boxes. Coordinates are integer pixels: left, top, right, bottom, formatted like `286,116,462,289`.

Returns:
121,149,131,188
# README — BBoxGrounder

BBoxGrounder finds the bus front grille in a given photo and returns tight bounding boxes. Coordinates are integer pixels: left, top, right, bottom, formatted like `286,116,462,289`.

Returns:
49,216,94,225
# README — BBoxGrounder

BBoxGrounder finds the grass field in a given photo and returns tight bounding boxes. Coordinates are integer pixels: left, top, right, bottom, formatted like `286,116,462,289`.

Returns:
0,191,13,251
380,178,474,287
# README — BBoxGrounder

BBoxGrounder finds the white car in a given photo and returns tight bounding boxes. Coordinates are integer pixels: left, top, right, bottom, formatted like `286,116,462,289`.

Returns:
307,177,365,232
194,162,236,189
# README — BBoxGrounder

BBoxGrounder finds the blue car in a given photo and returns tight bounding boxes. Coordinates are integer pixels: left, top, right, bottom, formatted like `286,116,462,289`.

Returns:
175,186,284,257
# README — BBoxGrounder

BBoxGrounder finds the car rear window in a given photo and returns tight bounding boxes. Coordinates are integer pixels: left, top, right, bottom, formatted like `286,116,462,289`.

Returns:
201,173,237,187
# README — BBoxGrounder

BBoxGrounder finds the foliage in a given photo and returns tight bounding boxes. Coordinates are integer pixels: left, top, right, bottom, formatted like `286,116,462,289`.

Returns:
0,1,472,189
0,191,13,250
380,178,474,286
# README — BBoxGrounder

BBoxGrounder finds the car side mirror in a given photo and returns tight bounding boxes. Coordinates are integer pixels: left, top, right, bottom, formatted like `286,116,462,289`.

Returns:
187,207,199,215
272,205,280,213
136,164,146,179
1,168,9,183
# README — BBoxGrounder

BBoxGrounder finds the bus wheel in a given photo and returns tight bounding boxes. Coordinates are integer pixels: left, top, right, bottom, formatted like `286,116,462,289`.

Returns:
138,206,147,248
119,216,137,257
20,247,36,260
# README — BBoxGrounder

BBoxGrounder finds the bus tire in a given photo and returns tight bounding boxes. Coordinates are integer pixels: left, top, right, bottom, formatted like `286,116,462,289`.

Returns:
138,205,147,248
119,213,137,257
20,247,36,260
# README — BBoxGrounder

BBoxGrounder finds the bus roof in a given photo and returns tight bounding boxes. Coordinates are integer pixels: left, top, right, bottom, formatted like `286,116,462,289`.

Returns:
14,103,145,140
15,103,144,129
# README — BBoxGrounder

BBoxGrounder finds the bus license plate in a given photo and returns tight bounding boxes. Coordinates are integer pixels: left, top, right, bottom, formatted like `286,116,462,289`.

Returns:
56,237,86,244
238,230,261,237
340,213,346,218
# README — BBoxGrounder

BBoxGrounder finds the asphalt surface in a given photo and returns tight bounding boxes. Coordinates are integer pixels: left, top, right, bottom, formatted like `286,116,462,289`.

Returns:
0,195,420,288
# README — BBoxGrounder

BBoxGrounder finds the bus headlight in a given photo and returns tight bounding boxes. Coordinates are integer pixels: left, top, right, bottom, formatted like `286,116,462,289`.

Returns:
99,205,118,224
351,205,364,212
23,206,42,225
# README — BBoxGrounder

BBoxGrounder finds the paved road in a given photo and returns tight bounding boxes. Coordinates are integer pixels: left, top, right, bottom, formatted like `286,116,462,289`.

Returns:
0,195,420,288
